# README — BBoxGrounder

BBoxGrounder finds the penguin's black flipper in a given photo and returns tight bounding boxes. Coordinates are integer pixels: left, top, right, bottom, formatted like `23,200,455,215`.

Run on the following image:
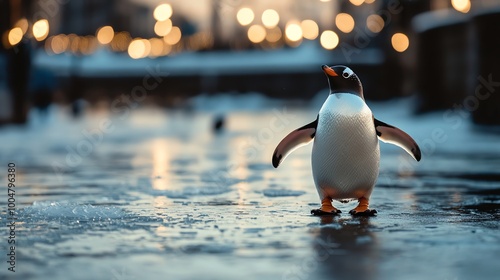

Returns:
272,116,318,168
374,118,421,161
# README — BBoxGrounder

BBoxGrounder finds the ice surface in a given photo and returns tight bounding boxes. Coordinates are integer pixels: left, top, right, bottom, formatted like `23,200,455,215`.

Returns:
261,189,306,197
23,201,126,220
0,96,499,280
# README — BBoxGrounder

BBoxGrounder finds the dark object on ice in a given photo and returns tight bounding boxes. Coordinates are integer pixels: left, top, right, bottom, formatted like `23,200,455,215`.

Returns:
349,209,378,217
71,99,86,118
311,209,342,216
31,68,56,114
212,115,225,133
413,10,469,113
472,8,500,125
6,41,32,124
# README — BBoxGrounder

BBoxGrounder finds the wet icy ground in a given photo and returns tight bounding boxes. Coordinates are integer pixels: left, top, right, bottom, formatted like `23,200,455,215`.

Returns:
0,96,499,280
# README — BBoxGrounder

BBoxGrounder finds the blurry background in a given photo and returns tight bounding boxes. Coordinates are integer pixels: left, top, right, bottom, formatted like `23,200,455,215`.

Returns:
1,2,500,279
1,0,499,125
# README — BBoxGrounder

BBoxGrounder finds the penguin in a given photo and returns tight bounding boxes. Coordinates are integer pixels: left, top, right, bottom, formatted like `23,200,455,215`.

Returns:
272,65,421,216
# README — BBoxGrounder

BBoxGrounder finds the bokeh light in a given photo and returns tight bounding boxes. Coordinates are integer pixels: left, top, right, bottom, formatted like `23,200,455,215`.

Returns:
285,22,303,42
366,14,384,33
163,26,182,45
50,35,69,54
14,18,28,35
266,27,282,43
335,13,355,33
128,39,146,59
96,26,114,44
349,0,364,6
262,9,280,28
451,0,471,13
320,30,339,50
391,33,409,52
237,8,254,26
247,25,266,44
110,31,131,52
8,27,23,46
33,19,49,41
365,0,376,3
68,34,79,53
154,4,173,21
154,19,173,37
301,20,319,40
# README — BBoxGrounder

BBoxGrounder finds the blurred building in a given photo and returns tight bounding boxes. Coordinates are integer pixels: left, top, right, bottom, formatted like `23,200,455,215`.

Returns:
1,0,500,125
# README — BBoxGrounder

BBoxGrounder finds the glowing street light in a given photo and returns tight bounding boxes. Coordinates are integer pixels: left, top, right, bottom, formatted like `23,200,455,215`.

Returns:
237,8,254,26
128,39,146,59
391,33,409,52
154,19,173,37
451,0,471,13
285,22,302,42
320,30,339,50
301,20,319,40
154,4,173,21
163,26,182,45
96,26,114,44
349,0,364,6
262,9,279,28
366,14,384,33
8,27,23,46
247,24,266,43
336,13,355,33
33,19,49,41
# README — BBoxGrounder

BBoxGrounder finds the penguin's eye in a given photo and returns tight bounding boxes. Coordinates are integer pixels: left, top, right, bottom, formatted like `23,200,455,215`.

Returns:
342,68,354,78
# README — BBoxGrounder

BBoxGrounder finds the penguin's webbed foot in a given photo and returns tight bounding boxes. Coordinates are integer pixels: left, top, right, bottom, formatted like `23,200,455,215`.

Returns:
349,197,377,216
311,208,342,216
349,209,377,216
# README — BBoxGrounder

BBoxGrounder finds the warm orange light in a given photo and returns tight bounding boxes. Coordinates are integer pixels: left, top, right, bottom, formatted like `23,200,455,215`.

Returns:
163,26,181,45
366,14,384,33
154,19,172,37
14,18,28,35
349,0,364,6
285,21,302,42
247,24,266,43
451,0,470,13
128,39,146,59
301,20,319,40
154,4,173,21
266,27,282,43
8,27,23,46
320,30,339,50
336,13,355,33
365,0,376,3
33,19,49,41
237,7,254,26
110,32,131,52
391,33,409,52
69,34,79,53
262,9,279,28
50,35,67,54
149,38,164,57
96,26,114,44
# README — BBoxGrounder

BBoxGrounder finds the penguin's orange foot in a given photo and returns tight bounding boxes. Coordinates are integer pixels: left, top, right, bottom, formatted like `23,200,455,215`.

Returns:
311,198,341,216
349,209,377,216
349,197,376,216
311,208,342,216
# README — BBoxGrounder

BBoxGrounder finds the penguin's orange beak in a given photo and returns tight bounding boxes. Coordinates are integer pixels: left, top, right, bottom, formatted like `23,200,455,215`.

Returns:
322,65,338,77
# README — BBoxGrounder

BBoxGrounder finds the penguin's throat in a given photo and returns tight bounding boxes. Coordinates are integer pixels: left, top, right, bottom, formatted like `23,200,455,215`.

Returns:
330,89,364,99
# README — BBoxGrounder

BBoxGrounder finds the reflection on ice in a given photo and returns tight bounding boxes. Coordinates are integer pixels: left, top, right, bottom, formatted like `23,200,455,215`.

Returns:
0,96,499,279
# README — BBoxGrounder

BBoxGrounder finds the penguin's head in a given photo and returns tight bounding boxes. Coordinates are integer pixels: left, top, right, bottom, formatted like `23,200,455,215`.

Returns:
322,65,363,98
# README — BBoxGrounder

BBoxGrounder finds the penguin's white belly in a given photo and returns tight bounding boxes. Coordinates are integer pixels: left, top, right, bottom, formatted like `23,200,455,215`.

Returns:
311,93,380,200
